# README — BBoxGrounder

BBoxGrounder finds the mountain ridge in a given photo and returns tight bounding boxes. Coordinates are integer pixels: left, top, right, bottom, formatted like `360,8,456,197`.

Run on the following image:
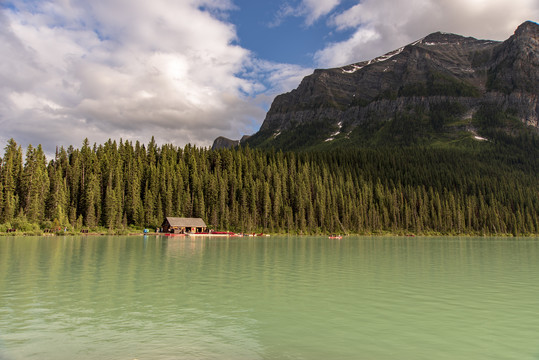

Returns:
239,21,538,151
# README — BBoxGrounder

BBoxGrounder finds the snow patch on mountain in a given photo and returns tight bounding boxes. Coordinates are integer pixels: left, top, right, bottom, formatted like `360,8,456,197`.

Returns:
342,64,365,74
341,47,404,74
325,121,343,142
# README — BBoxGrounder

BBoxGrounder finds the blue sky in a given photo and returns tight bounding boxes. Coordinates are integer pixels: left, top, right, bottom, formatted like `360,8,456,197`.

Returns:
0,0,537,154
230,0,357,66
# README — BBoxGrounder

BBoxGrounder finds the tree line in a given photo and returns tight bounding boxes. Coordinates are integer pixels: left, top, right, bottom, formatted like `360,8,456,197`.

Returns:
0,137,537,235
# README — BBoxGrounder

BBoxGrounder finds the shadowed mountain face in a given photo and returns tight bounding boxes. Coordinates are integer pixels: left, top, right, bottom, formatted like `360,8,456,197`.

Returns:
211,136,240,150
245,21,539,150
211,135,251,150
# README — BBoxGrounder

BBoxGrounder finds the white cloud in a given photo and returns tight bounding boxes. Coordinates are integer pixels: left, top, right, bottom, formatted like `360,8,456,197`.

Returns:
0,0,302,153
271,0,341,27
315,0,539,68
314,26,382,68
301,0,341,25
3,0,535,154
244,59,312,94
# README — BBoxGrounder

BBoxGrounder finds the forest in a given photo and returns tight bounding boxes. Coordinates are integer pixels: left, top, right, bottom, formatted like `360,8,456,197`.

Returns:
0,136,538,236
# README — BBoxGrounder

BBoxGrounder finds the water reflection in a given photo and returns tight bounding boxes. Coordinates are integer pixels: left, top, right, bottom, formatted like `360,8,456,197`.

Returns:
162,235,207,258
0,236,265,360
1,236,539,360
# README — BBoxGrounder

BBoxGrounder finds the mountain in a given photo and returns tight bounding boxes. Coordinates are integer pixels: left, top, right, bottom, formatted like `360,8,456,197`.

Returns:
212,136,240,150
211,135,251,150
245,21,539,150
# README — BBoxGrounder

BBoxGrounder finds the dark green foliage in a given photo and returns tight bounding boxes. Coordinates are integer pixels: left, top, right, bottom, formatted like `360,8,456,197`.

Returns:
471,49,492,68
473,104,520,129
248,120,339,151
22,144,49,223
320,103,469,149
429,101,466,131
0,135,538,235
471,104,539,151
0,139,23,224
486,58,537,94
375,89,398,101
399,72,480,98
250,99,478,151
486,65,512,94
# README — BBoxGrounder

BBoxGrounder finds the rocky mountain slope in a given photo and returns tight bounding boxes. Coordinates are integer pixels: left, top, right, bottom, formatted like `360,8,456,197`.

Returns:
212,135,251,150
245,21,538,150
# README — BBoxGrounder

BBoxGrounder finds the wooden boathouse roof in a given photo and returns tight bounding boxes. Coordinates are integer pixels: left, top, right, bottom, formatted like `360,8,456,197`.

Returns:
163,217,207,228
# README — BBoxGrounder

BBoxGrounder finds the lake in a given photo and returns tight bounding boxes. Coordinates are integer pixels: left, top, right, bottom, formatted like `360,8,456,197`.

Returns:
1,235,538,359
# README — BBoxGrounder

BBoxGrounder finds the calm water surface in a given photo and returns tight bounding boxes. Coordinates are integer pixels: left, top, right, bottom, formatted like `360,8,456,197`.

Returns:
1,235,538,359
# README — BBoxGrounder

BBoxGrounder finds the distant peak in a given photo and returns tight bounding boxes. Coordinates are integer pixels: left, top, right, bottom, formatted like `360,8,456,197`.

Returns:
420,31,467,45
424,31,459,40
515,20,539,36
211,136,239,150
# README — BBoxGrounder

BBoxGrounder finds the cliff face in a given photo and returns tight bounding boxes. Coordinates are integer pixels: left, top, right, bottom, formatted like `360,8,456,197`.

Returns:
211,135,251,150
247,21,539,149
211,136,239,150
488,21,539,95
486,21,539,127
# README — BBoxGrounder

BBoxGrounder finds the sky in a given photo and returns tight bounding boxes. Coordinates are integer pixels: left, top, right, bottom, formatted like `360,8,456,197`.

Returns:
1,0,537,155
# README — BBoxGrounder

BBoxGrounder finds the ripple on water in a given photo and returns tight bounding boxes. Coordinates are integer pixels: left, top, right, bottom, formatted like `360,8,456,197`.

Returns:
1,236,539,360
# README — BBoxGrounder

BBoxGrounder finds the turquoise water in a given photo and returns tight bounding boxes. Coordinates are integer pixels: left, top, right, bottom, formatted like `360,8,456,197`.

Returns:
1,235,538,359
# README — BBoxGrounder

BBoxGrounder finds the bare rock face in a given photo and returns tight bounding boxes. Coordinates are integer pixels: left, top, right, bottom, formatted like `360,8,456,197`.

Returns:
486,21,539,127
211,135,252,150
247,21,539,149
488,21,539,94
211,136,239,150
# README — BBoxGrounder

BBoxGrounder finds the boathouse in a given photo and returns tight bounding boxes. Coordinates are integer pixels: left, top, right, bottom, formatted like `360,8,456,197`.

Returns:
161,217,207,234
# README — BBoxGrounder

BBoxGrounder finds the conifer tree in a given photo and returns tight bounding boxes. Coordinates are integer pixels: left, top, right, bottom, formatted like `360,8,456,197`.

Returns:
22,144,49,223
1,139,23,224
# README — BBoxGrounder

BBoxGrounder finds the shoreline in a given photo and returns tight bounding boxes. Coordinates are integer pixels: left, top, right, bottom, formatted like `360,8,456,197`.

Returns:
1,231,537,238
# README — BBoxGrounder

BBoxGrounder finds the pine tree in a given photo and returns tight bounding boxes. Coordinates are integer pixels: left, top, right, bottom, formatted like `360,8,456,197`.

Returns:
1,139,23,224
22,144,49,223
83,172,100,228
46,150,69,226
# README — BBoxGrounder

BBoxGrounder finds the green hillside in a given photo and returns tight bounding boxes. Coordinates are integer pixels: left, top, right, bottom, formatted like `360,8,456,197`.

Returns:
1,133,537,236
247,102,538,151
